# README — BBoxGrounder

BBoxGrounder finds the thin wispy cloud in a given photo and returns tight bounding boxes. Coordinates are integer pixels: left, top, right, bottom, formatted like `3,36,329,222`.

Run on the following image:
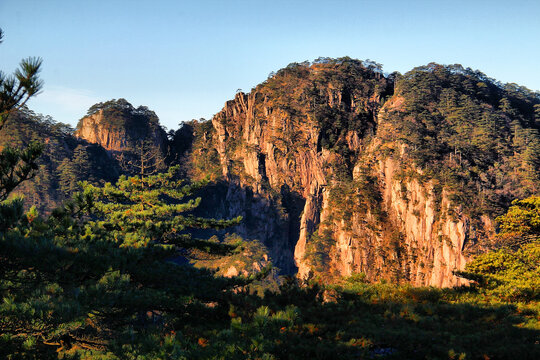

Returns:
34,86,100,112
28,86,101,124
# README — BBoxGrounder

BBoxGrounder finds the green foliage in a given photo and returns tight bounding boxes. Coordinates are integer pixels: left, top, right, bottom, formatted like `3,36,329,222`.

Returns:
457,196,540,301
179,278,539,360
0,45,43,128
83,166,242,251
382,63,540,218
191,234,271,277
186,120,224,181
0,140,42,201
0,28,44,206
58,145,93,194
458,242,540,301
0,109,119,212
496,195,540,243
304,228,334,274
328,168,384,220
1,157,250,358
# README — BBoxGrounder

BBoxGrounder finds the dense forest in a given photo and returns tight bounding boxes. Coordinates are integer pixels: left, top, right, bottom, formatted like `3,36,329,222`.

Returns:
0,27,539,359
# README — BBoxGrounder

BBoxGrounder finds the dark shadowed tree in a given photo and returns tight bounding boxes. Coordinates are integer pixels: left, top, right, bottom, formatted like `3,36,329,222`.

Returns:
0,28,43,200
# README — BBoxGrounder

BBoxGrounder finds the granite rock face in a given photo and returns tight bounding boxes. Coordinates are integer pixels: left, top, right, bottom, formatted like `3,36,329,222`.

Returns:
75,61,538,287
190,60,499,286
75,99,167,175
75,99,167,154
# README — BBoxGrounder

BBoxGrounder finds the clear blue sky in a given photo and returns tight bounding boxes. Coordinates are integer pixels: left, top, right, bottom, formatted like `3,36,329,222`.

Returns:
1,0,539,130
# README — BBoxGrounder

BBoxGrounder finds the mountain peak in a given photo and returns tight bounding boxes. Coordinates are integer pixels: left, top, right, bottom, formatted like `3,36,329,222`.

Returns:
75,99,166,153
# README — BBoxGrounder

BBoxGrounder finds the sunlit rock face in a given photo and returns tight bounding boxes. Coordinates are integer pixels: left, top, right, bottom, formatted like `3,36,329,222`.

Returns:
75,99,167,153
185,59,513,286
76,61,537,287
75,99,168,177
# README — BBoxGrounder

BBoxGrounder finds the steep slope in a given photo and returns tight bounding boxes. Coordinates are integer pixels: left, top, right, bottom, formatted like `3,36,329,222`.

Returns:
187,58,540,286
7,61,538,286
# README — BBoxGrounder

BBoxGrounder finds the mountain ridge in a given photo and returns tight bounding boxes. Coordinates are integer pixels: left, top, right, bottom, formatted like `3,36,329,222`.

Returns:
10,57,540,286
184,58,539,285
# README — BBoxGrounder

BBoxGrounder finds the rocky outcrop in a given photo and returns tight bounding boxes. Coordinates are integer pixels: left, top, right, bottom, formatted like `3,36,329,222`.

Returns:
190,59,508,286
75,99,168,175
76,110,128,151
75,99,167,154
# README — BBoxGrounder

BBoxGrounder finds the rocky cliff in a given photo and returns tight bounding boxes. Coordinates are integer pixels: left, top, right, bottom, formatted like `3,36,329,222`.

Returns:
69,61,539,287
188,58,540,286
75,98,167,174
76,98,167,152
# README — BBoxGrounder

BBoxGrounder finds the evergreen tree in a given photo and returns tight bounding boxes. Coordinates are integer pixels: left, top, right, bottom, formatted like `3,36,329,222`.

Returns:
457,195,540,301
0,27,246,358
0,29,43,128
1,166,247,358
495,195,540,247
58,145,93,195
0,28,43,201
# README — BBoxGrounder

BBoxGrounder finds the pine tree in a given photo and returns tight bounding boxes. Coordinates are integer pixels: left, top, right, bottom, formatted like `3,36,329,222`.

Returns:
495,196,540,247
83,165,242,251
456,196,540,301
58,145,93,195
0,28,43,201
118,138,166,176
1,166,248,358
0,27,247,358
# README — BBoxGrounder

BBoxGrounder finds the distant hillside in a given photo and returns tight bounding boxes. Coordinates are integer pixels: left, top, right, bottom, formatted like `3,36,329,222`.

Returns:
1,99,188,213
0,108,119,213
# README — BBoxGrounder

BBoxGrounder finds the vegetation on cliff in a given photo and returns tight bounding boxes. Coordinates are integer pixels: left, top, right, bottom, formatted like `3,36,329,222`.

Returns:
83,98,161,133
76,98,167,176
188,57,540,283
0,109,119,212
380,63,540,218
